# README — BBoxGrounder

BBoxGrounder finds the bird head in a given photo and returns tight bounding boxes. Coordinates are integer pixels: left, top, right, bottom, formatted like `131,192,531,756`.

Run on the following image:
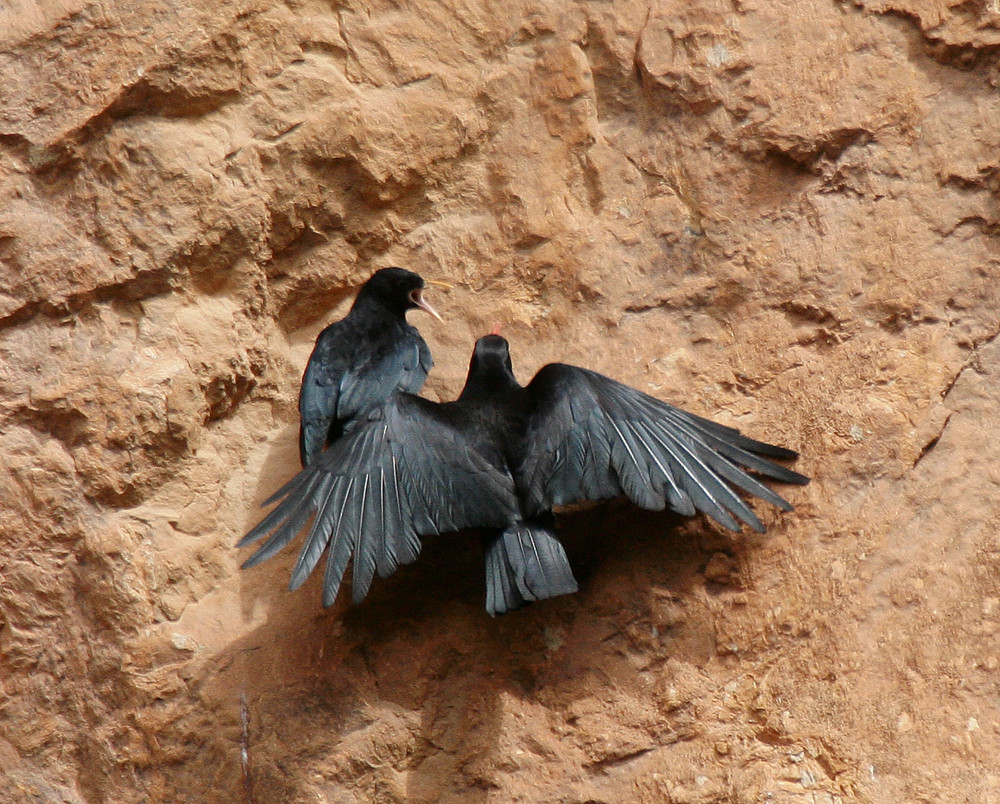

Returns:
360,267,448,321
459,333,519,400
473,333,511,365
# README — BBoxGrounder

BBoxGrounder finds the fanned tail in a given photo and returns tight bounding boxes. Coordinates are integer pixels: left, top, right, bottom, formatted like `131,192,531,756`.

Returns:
484,523,578,616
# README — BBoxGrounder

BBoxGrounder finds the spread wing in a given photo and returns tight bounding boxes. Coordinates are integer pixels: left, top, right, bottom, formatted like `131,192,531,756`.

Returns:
242,394,518,606
517,364,809,532
299,325,431,466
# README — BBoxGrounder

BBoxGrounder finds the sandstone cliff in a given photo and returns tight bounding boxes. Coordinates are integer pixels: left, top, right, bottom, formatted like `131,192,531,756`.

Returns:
1,0,999,802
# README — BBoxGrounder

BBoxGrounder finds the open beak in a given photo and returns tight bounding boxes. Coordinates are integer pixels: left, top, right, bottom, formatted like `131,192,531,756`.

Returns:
409,288,444,322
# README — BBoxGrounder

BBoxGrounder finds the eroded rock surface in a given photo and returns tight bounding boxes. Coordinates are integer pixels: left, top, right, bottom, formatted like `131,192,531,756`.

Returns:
1,1,998,802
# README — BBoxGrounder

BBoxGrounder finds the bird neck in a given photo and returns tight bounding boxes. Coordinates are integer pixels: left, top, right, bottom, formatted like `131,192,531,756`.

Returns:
458,365,521,401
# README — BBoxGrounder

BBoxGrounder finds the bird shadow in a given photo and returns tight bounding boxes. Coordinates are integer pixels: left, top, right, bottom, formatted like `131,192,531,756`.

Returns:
178,479,761,801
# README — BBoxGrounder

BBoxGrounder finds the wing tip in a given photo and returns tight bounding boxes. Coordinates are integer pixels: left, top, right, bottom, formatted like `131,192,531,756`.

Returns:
322,573,343,607
240,550,268,570
752,443,799,461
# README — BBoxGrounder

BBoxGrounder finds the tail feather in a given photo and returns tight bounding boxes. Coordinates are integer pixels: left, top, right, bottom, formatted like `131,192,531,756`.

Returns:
484,523,578,616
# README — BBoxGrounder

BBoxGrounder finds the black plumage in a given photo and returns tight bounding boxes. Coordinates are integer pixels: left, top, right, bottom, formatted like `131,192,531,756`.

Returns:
297,267,442,468
239,334,808,614
241,392,521,606
460,335,808,614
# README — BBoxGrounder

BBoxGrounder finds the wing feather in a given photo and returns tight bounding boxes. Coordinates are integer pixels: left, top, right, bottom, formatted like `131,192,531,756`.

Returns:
287,474,336,589
520,364,806,531
299,324,431,466
240,394,519,607
239,473,323,566
322,477,356,606
351,475,379,604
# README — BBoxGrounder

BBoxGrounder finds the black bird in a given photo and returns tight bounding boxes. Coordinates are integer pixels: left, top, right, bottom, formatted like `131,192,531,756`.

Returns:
239,334,808,614
454,337,578,615
297,267,446,468
459,335,808,614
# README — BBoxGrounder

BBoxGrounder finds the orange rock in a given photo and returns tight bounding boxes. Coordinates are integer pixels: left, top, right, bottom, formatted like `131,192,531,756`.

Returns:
0,0,998,801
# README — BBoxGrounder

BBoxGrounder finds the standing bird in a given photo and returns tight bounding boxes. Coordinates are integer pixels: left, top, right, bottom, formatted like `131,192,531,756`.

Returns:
239,334,808,614
297,267,446,468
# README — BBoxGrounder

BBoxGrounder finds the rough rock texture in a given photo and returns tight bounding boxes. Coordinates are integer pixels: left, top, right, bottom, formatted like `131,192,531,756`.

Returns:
1,0,999,802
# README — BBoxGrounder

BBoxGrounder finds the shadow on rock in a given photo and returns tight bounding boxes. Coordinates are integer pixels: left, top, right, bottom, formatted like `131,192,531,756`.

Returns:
165,474,761,802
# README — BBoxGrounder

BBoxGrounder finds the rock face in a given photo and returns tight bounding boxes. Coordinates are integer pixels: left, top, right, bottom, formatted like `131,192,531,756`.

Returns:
1,0,999,801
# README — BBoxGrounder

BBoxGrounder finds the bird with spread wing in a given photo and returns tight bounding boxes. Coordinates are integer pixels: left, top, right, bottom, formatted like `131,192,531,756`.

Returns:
239,332,808,614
